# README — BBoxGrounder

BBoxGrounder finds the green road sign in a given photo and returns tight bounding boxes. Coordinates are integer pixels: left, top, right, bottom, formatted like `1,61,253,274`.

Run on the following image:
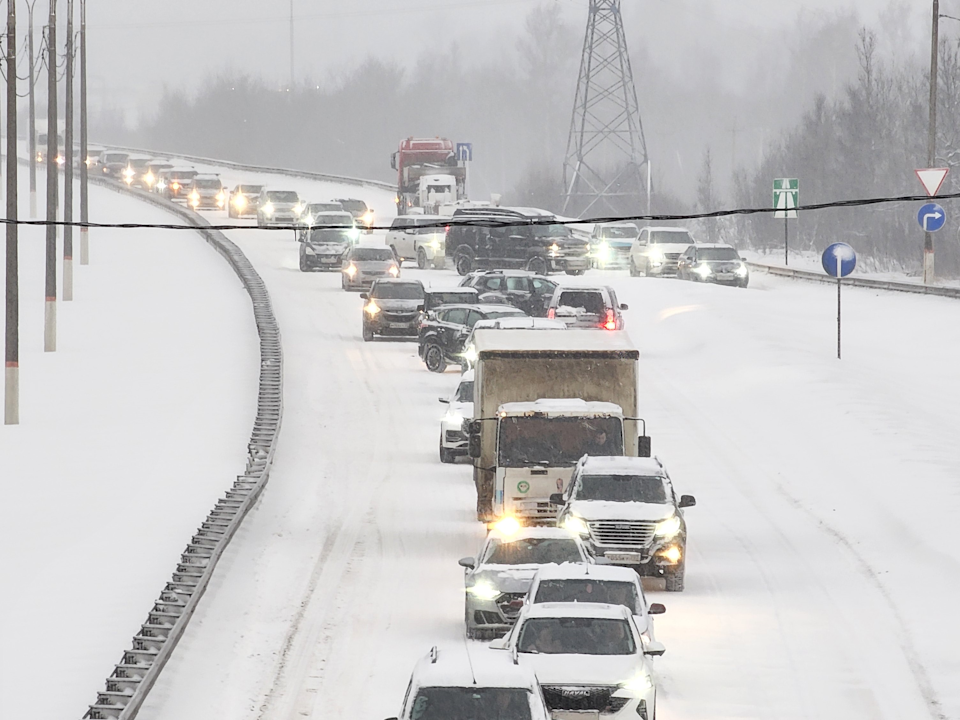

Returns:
774,178,799,219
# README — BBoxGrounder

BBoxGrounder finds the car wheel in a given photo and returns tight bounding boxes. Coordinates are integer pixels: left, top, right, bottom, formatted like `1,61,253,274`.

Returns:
643,260,652,277
526,256,547,275
566,269,585,276
739,278,749,289
417,247,428,270
629,258,640,277
440,442,455,464
341,276,347,290
362,325,374,342
257,216,264,228
424,343,447,373
664,562,685,592
455,253,474,276
299,256,309,272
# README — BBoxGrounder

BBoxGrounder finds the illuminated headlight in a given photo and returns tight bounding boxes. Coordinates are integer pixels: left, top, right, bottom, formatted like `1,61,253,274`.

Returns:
695,264,712,277
344,264,357,277
292,203,304,216
654,515,681,538
467,582,501,601
216,191,225,202
349,228,361,241
56,155,65,167
364,301,381,316
428,239,442,251
170,182,181,192
562,515,589,537
660,545,682,564
461,345,478,365
549,242,561,257
262,202,275,216
493,516,521,536
619,673,654,696
444,411,464,427
362,210,375,226
156,180,167,192
234,195,247,209
596,241,611,260
388,265,400,277
36,152,43,163
143,172,155,187
736,264,748,277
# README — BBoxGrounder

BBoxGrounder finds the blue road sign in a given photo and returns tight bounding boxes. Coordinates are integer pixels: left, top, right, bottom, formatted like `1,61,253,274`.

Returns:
456,142,473,162
822,243,857,278
917,202,946,232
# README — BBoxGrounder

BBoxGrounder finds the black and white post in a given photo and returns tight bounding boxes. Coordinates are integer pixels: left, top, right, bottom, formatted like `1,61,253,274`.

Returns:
44,0,57,352
79,0,88,264
27,0,38,219
63,0,74,300
5,0,18,424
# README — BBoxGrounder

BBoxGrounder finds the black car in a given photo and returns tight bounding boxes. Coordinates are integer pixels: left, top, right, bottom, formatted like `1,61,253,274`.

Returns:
445,208,591,277
299,227,354,272
418,304,527,373
422,287,479,313
458,270,558,317
360,279,425,341
677,243,750,287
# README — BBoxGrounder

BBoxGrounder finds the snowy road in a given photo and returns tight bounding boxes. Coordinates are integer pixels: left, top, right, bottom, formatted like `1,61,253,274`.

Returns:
124,161,960,720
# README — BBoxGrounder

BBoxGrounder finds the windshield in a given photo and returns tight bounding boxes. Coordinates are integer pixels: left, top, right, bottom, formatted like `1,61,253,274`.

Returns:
338,199,367,213
308,229,352,245
456,381,474,403
350,248,395,262
698,248,740,262
518,617,636,655
266,191,299,203
649,230,693,245
533,579,639,611
603,226,638,240
313,214,354,227
556,291,606,315
410,688,532,720
532,224,572,239
194,179,221,189
309,203,343,213
170,171,197,181
498,416,623,467
484,537,582,565
103,153,128,164
239,185,263,194
429,291,475,306
577,474,668,503
483,310,526,321
372,283,424,300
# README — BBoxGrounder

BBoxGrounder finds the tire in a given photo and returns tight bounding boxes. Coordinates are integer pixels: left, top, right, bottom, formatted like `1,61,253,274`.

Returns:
664,562,685,592
526,256,547,275
455,253,474,276
389,245,400,264
440,442,456,464
362,325,374,342
424,343,447,373
417,247,428,270
629,258,640,277
566,269,585,276
341,276,347,291
299,255,309,272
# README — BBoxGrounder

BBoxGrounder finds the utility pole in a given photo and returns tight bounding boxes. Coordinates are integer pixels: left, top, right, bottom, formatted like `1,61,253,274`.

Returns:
5,0,18,424
28,0,37,218
44,0,57,352
926,0,940,285
63,0,74,301
79,0,88,264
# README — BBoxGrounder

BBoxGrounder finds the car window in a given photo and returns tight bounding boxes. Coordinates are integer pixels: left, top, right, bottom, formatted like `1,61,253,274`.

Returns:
483,277,502,291
409,688,532,720
699,248,740,261
649,230,693,245
350,248,394,261
372,283,424,300
391,218,408,229
517,617,635,655
557,291,606,315
533,579,639,612
441,308,469,326
577,474,668,503
505,277,529,292
531,278,555,293
456,381,475,403
465,310,485,328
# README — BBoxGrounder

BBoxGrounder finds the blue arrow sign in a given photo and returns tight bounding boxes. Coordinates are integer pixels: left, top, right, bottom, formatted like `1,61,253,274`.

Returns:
918,202,946,232
456,142,473,162
822,243,857,278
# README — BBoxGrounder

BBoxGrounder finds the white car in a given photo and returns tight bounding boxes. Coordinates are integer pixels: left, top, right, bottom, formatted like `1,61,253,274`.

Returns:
388,645,551,720
494,602,664,720
439,370,474,463
525,563,665,643
628,226,697,277
386,215,447,269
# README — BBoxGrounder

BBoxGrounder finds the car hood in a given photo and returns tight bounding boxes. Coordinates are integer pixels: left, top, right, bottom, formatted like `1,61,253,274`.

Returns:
374,299,422,312
354,261,394,270
308,242,348,254
518,652,641,686
569,500,675,523
472,565,544,593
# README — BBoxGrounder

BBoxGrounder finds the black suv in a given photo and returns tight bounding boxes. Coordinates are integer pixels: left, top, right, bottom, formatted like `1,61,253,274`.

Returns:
459,270,558,317
360,279,425,341
445,208,590,277
418,304,527,373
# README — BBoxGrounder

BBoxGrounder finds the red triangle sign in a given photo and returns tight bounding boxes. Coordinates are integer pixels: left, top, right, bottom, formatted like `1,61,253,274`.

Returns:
916,168,949,196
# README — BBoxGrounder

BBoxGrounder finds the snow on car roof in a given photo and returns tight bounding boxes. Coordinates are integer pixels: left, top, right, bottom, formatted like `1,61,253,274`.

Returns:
532,562,643,583
645,226,693,233
523,601,632,620
580,456,666,476
487,525,580,543
499,399,624,417
472,318,567,331
413,647,540,689
474,329,638,355
695,243,737,250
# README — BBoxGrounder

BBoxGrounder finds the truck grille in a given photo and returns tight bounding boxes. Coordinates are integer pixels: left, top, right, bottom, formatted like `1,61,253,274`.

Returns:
541,686,627,713
496,592,526,621
665,252,681,260
589,520,656,547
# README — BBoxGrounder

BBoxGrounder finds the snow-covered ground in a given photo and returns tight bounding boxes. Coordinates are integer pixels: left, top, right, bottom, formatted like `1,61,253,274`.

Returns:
0,167,258,720
131,166,959,720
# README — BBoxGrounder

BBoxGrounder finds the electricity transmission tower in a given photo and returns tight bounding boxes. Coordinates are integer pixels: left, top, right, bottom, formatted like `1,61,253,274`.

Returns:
562,0,649,217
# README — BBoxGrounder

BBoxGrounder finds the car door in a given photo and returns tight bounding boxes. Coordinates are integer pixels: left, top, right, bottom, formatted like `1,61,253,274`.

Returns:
389,218,408,259
529,276,557,317
503,276,535,313
632,228,649,265
437,307,469,354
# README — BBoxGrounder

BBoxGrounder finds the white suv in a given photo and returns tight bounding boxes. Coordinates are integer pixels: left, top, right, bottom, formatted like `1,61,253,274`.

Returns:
386,215,447,269
629,226,697,277
438,371,474,463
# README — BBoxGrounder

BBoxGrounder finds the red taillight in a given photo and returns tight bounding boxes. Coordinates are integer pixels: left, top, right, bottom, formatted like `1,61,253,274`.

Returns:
602,311,617,330
445,225,450,236
547,308,556,319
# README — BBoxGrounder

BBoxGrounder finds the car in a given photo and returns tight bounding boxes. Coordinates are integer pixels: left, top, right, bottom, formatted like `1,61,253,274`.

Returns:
98,150,130,179
228,184,265,218
299,224,356,272
439,370,474,463
628,226,696,277
677,242,750,287
257,189,303,227
360,279,425,341
386,215,447,269
459,522,590,639
121,156,153,188
446,208,591,276
296,202,346,238
553,456,696,591
157,168,199,201
493,602,664,720
186,175,226,210
332,197,375,231
341,245,400,291
422,287,480,314
592,222,639,269
459,317,567,370
524,563,665,643
389,646,552,720
418,304,527,373
546,286,628,330
141,159,174,193
458,270,558,317
298,210,357,245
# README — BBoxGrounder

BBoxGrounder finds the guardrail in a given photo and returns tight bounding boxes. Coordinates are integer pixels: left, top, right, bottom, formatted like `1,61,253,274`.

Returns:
747,261,960,299
99,142,397,193
81,178,283,720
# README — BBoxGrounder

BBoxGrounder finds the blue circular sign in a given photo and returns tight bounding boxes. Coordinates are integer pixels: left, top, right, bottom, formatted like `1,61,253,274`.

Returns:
822,243,857,278
918,203,946,233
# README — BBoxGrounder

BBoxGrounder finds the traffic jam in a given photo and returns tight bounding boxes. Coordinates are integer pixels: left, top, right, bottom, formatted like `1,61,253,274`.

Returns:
105,138,753,720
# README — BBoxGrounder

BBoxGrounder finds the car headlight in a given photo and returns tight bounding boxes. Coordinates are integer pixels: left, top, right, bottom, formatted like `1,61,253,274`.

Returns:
344,264,357,277
548,242,561,257
461,345,478,365
428,239,442,250
562,515,589,537
304,246,316,255
364,301,381,316
467,582,501,601
493,516,521,536
388,265,400,277
362,210,375,226
444,411,464,427
736,264,748,277
695,264,712,277
143,172,155,186
234,195,247,208
654,515,681,538
659,545,682,563
262,202,275,216
156,180,167,191
293,204,304,216
619,673,654,696
648,248,664,261
170,182,180,191
349,228,361,241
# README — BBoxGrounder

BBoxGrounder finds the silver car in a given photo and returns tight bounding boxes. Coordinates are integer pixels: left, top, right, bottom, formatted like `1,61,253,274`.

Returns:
341,245,400,291
458,522,590,639
257,189,303,227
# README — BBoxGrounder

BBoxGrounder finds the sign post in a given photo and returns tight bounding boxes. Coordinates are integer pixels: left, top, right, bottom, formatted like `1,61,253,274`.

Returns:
773,178,799,265
822,243,857,360
456,142,473,200
915,167,949,284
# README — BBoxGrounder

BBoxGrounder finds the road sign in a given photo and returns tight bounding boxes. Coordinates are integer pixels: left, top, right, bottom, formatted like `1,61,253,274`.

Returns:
773,178,799,219
822,243,857,278
917,202,946,233
916,168,949,197
456,143,473,162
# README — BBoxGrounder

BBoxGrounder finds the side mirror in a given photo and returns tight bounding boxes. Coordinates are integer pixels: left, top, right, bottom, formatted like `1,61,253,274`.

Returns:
643,641,666,657
549,493,566,506
417,303,425,311
488,637,508,650
679,495,697,508
439,397,450,404
458,557,476,569
620,303,629,311
648,603,666,615
638,435,652,458
741,257,748,262
359,293,368,300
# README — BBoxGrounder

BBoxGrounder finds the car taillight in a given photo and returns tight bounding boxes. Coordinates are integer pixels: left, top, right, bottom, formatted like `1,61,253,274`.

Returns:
547,308,555,319
602,311,617,330
445,225,450,236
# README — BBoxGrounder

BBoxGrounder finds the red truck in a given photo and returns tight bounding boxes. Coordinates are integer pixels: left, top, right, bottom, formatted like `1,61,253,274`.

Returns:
391,137,466,215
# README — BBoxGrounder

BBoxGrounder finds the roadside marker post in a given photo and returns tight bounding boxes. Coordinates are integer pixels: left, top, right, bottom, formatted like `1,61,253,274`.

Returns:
773,178,798,265
822,243,857,360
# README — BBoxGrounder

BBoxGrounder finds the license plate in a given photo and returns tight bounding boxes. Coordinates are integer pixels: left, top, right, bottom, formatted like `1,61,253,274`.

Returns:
606,552,643,564
553,712,599,720
321,257,338,263
388,322,410,329
716,273,734,279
